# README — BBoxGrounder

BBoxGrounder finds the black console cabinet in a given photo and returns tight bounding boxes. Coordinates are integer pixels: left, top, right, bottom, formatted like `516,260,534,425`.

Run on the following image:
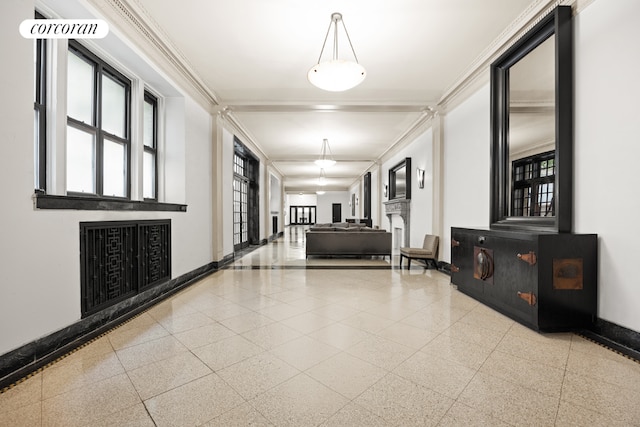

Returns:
451,227,597,332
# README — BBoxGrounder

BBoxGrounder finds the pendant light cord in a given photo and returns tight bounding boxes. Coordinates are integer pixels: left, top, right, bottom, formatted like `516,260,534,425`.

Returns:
315,13,360,65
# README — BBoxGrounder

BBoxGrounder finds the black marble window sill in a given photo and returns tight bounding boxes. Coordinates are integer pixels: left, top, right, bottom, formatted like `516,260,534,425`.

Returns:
34,193,187,212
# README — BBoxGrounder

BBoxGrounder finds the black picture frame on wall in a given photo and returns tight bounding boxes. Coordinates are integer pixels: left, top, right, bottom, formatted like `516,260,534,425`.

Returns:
389,158,411,200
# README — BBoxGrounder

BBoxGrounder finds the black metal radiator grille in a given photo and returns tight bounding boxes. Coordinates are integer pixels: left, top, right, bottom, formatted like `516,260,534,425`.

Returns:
80,220,171,316
139,222,171,289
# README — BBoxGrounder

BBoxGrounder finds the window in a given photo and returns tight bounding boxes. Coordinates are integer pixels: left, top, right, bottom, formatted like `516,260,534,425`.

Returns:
511,151,555,217
233,138,260,250
33,20,185,212
233,153,248,249
66,41,131,198
143,92,158,200
34,11,46,191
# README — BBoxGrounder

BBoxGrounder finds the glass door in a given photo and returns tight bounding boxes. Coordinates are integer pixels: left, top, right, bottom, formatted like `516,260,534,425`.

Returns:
290,206,316,225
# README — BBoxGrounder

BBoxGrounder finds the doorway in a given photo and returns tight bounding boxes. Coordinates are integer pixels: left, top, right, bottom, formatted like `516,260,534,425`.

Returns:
290,206,316,225
332,203,342,223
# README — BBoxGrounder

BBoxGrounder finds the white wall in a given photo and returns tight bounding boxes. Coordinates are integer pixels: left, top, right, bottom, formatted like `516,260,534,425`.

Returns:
573,0,640,332
441,85,491,262
287,194,317,206
163,98,187,204
269,174,282,214
381,129,434,248
284,193,317,225
316,191,350,224
221,127,234,256
269,173,282,235
173,97,213,273
0,1,215,355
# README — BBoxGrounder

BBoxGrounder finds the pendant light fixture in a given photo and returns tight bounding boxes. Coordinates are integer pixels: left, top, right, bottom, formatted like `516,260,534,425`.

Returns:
314,138,336,168
317,168,328,186
308,12,366,92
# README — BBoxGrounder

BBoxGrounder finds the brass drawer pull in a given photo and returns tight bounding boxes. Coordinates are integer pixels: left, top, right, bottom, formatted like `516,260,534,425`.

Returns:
450,264,460,273
517,251,537,266
451,239,460,248
517,291,537,306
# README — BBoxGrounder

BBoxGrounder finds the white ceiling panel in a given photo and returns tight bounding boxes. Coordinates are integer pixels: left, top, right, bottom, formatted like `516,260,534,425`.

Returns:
128,0,539,192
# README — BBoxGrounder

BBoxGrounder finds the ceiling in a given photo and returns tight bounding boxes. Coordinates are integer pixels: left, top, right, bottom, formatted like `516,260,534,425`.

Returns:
126,0,540,193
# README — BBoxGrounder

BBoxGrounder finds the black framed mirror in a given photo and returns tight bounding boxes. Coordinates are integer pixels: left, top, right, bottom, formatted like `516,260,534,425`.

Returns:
490,6,572,232
363,172,371,218
389,157,411,200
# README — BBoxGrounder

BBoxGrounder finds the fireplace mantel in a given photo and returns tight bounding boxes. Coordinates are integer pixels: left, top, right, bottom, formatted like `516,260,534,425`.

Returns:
384,199,410,247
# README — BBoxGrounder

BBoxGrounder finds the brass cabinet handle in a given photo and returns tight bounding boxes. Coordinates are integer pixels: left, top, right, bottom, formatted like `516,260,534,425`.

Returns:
450,264,460,273
517,291,537,306
517,251,537,266
451,239,460,248
475,248,494,280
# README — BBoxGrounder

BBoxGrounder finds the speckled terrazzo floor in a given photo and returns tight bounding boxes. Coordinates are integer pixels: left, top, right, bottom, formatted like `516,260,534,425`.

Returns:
1,226,639,426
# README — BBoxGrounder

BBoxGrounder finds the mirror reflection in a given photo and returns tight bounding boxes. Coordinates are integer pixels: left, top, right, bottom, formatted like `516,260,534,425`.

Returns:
395,166,406,198
389,157,411,200
508,35,555,217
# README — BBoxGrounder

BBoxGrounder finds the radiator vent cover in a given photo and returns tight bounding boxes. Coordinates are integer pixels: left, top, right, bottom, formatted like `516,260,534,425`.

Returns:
80,220,171,316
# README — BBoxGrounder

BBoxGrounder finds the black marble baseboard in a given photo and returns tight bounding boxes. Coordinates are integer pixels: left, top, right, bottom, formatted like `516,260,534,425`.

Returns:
268,231,284,242
437,261,452,275
214,253,236,269
231,239,270,261
227,264,396,270
0,261,217,391
581,318,640,362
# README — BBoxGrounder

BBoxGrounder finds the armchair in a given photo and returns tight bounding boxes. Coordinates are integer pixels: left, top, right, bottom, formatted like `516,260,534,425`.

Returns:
399,234,439,269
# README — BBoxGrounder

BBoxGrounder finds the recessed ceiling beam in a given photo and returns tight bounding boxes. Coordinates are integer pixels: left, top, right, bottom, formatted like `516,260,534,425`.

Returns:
271,158,376,163
221,104,432,113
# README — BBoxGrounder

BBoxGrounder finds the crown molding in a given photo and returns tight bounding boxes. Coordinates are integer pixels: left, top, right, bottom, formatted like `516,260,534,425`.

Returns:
219,111,269,161
377,111,434,165
85,0,592,191
86,0,268,156
86,0,221,111
378,0,584,165
437,0,578,114
267,163,285,180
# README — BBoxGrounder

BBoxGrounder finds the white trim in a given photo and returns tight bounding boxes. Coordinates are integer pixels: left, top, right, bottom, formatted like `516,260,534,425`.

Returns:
86,0,220,110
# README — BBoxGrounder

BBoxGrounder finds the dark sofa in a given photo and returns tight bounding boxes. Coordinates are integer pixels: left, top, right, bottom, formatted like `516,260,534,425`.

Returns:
306,223,392,258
